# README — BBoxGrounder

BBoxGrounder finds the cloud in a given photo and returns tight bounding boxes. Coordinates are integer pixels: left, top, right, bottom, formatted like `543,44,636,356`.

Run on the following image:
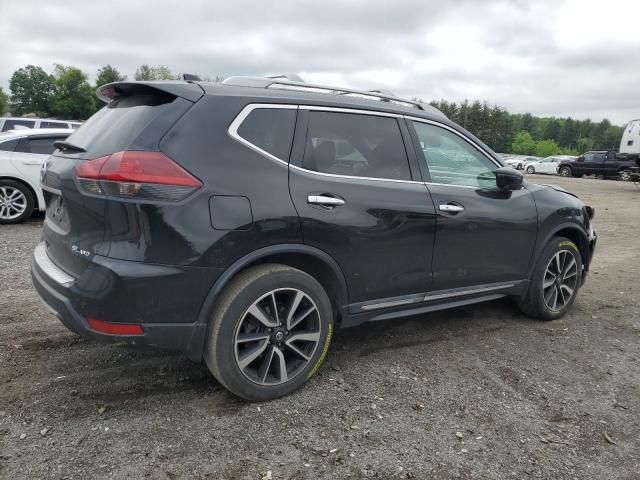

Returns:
0,0,638,124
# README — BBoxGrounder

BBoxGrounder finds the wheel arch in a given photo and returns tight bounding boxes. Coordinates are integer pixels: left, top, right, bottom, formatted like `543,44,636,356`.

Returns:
184,244,349,361
533,223,590,277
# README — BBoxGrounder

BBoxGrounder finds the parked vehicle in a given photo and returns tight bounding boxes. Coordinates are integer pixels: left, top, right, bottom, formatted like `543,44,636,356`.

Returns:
525,155,577,175
557,150,639,180
620,119,639,155
31,77,597,401
505,155,539,170
0,117,82,132
0,128,74,223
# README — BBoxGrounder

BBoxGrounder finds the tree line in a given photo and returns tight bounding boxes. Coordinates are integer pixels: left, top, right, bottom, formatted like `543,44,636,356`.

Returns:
0,64,627,156
429,99,625,156
0,64,197,121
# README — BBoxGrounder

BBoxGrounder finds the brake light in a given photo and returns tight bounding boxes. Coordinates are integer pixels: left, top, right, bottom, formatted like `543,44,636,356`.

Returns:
87,318,144,335
75,151,201,201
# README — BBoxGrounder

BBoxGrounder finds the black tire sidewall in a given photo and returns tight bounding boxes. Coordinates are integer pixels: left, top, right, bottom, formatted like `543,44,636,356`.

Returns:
559,167,570,177
206,266,333,401
526,237,582,320
0,180,34,224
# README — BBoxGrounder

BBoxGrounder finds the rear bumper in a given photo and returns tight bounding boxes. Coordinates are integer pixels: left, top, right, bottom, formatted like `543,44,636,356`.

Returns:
31,243,223,360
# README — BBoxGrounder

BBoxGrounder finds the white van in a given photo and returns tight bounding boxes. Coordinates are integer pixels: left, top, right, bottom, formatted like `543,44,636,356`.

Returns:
0,117,82,132
620,119,640,155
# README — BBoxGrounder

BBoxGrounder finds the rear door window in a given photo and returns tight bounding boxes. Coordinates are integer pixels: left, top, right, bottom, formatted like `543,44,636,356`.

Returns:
27,137,60,155
302,111,411,181
236,107,297,161
2,119,36,131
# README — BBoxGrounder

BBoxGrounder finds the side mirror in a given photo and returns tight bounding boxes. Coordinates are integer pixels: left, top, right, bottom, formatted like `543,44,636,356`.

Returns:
495,166,523,190
577,156,584,162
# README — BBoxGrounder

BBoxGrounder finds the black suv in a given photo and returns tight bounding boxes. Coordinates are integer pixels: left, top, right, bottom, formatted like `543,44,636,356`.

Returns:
32,76,597,401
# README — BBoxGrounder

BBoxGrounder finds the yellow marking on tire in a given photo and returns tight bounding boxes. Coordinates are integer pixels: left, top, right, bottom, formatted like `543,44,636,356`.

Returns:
559,241,577,250
308,323,332,379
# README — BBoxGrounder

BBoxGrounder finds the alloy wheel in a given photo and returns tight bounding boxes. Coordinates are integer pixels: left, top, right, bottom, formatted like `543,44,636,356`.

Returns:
234,288,321,386
559,167,570,177
527,167,534,174
542,249,578,311
0,186,27,220
619,170,631,181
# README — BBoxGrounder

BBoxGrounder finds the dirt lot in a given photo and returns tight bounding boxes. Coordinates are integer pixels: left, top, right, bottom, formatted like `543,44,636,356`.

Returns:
1,175,639,480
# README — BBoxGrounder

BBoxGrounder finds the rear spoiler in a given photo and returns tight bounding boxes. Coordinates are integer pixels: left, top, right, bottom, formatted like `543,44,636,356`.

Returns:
97,81,204,104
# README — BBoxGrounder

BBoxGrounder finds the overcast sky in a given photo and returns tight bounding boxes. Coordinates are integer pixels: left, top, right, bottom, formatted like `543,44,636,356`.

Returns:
0,0,638,124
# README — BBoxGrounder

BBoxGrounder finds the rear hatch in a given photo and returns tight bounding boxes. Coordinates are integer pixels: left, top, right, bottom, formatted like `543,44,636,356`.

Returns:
41,82,203,276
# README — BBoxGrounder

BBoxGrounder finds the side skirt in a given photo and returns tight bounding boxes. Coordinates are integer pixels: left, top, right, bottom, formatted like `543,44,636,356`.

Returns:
342,280,528,327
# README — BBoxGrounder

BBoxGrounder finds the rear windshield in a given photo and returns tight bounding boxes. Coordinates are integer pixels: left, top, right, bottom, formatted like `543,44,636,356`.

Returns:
61,93,181,158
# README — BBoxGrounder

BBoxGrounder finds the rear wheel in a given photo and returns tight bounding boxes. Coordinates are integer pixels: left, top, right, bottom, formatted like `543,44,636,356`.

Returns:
526,166,535,174
0,180,34,224
517,236,582,321
204,264,333,401
558,166,572,177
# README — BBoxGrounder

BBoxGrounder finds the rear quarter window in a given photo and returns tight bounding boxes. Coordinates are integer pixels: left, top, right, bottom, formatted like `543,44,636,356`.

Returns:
235,107,297,161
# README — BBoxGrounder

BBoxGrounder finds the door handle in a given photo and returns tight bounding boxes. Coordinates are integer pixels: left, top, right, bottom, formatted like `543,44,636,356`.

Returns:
439,203,465,213
22,161,42,165
307,195,345,207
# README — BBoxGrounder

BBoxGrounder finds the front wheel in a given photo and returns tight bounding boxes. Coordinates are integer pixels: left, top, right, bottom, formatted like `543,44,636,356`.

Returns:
204,264,333,401
619,169,631,181
558,166,572,177
517,237,582,321
526,166,535,174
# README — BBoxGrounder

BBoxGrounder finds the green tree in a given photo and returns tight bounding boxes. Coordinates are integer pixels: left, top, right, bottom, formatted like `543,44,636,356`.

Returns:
534,139,562,157
0,87,9,116
95,64,126,88
134,64,176,81
50,64,96,120
512,131,537,155
9,65,55,116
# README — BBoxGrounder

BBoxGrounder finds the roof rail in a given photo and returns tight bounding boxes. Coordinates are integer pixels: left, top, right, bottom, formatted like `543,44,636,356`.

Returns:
265,73,305,83
221,75,427,111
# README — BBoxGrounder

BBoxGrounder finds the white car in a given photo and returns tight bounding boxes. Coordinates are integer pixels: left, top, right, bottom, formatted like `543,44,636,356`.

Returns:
0,128,73,223
504,156,539,170
0,117,82,132
525,156,577,175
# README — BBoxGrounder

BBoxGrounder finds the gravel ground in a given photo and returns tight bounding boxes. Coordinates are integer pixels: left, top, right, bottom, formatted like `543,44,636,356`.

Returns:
1,175,639,480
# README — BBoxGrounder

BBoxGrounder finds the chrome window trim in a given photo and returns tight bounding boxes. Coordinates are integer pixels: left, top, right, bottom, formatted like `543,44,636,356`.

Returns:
227,103,298,167
228,103,423,185
299,105,401,118
289,164,423,185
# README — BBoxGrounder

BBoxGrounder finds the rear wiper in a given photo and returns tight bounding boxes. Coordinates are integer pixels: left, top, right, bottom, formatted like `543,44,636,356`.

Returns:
54,141,86,153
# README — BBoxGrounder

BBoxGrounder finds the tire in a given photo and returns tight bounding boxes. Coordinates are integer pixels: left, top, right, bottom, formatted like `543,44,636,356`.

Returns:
526,166,535,174
204,264,334,401
0,180,35,224
558,166,571,177
517,236,582,321
618,169,631,181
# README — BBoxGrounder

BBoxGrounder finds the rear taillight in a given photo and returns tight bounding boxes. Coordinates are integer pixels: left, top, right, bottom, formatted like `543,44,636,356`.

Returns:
74,151,202,201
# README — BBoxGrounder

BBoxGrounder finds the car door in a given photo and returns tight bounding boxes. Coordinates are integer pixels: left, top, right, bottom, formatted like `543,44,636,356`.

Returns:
581,152,605,175
10,135,65,185
288,108,437,310
539,158,558,174
407,119,537,292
